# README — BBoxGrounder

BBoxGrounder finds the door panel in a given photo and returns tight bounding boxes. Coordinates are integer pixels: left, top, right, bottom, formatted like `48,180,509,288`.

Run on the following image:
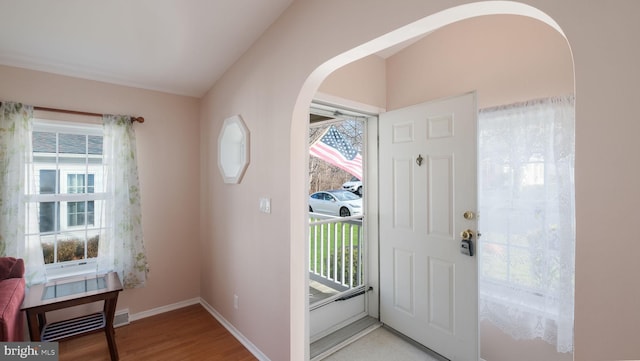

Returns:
428,257,454,333
379,93,478,361
393,248,414,315
428,155,454,238
392,158,413,229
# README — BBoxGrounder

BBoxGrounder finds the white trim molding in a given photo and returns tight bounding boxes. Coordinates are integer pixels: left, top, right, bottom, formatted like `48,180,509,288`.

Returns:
199,298,271,361
127,298,200,322
314,92,386,115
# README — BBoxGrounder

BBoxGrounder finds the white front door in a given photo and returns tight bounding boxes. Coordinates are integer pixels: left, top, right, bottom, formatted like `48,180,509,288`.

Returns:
379,93,478,361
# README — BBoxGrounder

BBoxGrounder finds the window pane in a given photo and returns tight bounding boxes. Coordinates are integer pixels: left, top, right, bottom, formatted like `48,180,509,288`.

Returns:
509,247,535,288
88,135,103,155
40,234,55,264
88,201,95,225
67,201,87,227
41,232,100,264
67,174,86,194
59,133,87,154
56,233,86,262
89,200,102,228
87,165,103,193
68,174,76,193
87,174,95,193
480,242,508,281
39,202,58,232
87,233,99,259
39,170,57,194
32,131,56,153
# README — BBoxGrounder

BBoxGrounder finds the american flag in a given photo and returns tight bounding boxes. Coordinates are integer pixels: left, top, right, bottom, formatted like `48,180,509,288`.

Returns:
309,125,362,179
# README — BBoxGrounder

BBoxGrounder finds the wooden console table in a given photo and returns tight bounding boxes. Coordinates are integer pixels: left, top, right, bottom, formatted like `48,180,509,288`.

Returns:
21,272,123,361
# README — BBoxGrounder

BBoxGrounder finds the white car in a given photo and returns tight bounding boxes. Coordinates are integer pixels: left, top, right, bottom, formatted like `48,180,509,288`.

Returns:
309,190,362,217
342,176,363,196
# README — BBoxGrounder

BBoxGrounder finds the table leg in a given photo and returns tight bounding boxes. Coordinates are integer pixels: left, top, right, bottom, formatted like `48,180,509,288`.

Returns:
104,297,119,361
25,310,41,341
37,313,47,328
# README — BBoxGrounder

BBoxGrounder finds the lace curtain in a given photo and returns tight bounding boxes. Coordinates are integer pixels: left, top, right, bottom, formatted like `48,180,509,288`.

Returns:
98,115,149,288
1,105,147,287
478,96,575,353
0,102,47,284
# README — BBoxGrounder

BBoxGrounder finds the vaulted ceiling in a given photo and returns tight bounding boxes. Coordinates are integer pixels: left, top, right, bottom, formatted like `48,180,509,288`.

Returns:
0,0,294,97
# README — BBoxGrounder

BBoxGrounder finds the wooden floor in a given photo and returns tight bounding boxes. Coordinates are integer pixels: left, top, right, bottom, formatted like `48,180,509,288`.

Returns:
58,304,257,361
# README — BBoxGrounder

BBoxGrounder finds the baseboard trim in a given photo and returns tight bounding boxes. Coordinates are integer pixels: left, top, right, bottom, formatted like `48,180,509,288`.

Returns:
199,298,270,361
128,298,201,322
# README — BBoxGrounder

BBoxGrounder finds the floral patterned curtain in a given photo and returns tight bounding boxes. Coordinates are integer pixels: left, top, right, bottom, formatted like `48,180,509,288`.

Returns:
98,114,148,288
0,102,47,285
478,96,575,353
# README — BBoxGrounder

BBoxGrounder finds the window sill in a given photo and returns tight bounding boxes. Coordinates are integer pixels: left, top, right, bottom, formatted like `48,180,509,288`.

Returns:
480,278,562,311
45,260,98,281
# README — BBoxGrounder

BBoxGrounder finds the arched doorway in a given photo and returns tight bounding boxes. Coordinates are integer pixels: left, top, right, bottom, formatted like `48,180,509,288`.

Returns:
292,2,574,360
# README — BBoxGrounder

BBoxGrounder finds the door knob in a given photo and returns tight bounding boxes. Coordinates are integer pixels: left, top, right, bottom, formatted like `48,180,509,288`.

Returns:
460,229,475,257
460,229,474,240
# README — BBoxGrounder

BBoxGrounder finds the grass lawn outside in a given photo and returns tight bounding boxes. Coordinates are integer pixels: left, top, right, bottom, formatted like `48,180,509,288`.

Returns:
309,217,363,288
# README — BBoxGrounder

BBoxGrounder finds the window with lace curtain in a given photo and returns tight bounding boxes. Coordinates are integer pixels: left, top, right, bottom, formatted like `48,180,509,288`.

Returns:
478,96,575,353
26,120,105,278
1,102,148,288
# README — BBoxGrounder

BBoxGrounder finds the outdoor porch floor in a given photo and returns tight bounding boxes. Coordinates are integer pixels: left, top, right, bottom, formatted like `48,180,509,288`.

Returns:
309,279,340,305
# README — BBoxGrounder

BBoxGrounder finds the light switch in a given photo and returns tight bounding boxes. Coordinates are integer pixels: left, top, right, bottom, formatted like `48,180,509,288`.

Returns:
259,197,271,214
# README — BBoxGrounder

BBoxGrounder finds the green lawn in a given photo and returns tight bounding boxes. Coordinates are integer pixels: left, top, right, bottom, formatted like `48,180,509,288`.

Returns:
309,219,362,286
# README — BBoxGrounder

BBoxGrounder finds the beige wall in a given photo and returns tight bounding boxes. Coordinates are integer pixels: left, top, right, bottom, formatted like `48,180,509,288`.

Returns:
386,15,574,110
318,54,387,109
200,1,640,361
0,65,202,315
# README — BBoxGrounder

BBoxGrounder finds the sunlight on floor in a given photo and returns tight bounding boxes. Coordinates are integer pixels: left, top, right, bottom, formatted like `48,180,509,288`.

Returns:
322,327,443,361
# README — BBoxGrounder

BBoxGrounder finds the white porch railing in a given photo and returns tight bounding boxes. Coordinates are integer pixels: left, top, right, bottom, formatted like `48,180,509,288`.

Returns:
309,213,363,292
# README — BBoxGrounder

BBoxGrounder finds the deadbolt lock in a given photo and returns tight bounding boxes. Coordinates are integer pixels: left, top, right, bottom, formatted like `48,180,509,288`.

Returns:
463,211,475,220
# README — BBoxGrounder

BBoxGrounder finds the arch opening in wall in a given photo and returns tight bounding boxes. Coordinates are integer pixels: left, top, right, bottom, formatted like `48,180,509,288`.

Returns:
290,2,575,360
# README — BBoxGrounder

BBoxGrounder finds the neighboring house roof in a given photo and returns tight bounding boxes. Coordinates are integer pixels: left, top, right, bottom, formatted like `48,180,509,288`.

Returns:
33,131,102,155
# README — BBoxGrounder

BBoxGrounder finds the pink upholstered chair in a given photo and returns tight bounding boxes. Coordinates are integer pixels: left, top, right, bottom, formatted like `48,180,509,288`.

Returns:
0,257,25,341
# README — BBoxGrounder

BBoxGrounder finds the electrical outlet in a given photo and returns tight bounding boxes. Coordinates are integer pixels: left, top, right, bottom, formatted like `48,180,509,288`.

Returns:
233,294,239,310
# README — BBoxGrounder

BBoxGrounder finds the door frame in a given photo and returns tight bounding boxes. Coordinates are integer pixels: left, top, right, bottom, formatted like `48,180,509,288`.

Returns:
310,92,480,360
307,108,369,342
308,94,383,327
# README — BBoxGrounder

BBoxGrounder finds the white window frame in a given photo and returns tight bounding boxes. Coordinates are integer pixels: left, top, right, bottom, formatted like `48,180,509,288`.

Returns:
60,171,97,230
27,119,106,279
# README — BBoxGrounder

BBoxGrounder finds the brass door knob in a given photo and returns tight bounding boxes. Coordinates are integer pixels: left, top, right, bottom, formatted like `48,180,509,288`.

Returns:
460,229,474,240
